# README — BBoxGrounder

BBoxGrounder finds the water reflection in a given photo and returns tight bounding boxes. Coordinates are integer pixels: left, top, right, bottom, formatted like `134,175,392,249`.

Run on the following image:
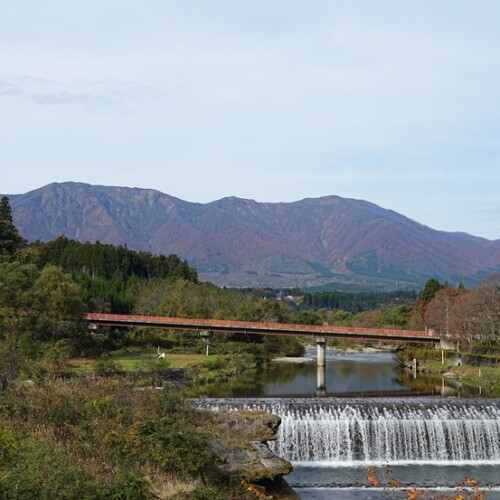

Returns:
187,369,267,398
265,350,407,397
396,368,490,397
188,349,491,398
190,350,412,398
315,365,326,397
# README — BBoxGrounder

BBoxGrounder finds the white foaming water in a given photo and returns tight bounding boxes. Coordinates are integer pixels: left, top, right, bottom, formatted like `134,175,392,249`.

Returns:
200,399,500,464
269,402,500,463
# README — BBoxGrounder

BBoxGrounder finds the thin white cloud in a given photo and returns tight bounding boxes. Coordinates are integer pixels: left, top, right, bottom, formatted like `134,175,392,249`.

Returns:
0,74,163,110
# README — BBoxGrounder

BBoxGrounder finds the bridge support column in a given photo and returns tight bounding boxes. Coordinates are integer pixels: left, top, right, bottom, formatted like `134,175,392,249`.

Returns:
316,337,326,368
315,337,327,396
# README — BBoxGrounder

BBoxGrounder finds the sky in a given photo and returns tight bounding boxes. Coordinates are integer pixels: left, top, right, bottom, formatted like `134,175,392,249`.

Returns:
1,1,499,240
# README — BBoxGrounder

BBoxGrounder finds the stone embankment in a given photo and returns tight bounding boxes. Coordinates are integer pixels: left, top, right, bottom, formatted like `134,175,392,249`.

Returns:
460,353,500,367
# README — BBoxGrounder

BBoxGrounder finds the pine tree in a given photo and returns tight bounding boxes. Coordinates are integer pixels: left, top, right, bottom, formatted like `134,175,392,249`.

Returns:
0,197,27,257
420,277,444,302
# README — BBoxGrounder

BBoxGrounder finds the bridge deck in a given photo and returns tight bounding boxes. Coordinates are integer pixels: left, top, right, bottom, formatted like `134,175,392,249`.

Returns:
86,313,439,343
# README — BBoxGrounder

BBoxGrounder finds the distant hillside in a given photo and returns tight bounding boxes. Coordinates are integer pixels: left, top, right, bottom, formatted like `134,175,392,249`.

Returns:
7,182,500,289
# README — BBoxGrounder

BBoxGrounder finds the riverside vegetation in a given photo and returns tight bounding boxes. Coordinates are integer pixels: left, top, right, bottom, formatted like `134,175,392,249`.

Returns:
1,196,499,498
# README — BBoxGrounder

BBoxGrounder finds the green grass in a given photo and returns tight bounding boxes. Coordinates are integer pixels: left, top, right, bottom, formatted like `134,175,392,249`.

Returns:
71,351,220,373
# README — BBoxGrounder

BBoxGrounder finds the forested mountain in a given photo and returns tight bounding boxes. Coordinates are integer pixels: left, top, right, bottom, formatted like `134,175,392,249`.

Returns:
7,182,500,289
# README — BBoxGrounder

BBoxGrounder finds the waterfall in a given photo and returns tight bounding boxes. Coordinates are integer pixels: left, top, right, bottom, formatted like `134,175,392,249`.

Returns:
270,402,500,463
198,398,500,464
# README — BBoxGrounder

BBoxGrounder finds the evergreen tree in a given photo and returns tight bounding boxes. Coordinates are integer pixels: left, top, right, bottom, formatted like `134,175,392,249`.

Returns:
420,277,444,302
0,197,27,257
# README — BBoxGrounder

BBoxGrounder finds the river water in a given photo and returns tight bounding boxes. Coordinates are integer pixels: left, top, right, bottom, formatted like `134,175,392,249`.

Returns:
197,349,500,498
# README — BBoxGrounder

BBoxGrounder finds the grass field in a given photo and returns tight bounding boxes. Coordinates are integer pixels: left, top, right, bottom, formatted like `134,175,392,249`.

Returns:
71,350,220,373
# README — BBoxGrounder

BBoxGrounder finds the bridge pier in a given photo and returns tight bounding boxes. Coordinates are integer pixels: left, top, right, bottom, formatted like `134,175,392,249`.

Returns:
315,337,327,396
316,337,326,368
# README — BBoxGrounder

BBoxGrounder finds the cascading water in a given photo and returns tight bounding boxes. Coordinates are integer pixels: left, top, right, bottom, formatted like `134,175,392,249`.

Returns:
200,399,500,465
270,401,500,463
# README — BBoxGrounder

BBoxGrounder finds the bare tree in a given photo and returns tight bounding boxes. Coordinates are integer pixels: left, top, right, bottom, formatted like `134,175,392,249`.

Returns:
439,274,500,346
473,274,500,344
449,291,478,345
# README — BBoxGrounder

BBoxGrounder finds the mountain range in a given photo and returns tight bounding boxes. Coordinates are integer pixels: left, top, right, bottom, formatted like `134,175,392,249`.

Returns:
7,182,500,289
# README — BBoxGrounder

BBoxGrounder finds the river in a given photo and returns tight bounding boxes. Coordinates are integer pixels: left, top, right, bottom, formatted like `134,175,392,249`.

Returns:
197,349,500,498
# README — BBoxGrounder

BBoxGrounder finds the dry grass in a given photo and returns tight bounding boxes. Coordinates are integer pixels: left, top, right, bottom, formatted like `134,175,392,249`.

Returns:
148,473,203,499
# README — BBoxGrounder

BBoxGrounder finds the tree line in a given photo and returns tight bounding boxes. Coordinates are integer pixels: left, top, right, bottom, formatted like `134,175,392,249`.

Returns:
418,275,500,346
243,287,418,314
299,289,417,313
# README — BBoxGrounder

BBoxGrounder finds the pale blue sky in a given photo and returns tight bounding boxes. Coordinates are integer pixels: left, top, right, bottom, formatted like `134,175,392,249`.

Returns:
1,1,499,239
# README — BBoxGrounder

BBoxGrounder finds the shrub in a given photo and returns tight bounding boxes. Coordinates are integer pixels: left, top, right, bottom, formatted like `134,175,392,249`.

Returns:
136,418,219,480
95,354,123,376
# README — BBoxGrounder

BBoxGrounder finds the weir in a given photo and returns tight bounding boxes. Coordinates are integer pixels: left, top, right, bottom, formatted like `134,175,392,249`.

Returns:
199,399,500,464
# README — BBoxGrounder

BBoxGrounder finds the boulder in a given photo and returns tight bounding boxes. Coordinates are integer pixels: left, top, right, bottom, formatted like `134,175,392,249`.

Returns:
208,410,293,483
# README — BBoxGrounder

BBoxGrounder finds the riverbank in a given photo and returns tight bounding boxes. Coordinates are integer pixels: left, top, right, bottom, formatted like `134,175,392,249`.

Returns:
396,346,500,397
271,345,396,368
1,373,299,499
299,343,397,356
272,356,314,364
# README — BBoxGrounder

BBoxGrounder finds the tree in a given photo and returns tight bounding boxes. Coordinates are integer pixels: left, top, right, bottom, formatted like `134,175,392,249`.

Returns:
423,287,465,336
33,265,86,320
0,261,39,310
420,278,444,302
0,197,26,257
434,274,500,346
448,290,478,344
467,274,500,344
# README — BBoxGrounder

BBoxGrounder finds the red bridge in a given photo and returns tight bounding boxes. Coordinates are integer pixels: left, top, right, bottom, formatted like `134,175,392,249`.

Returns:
86,312,440,344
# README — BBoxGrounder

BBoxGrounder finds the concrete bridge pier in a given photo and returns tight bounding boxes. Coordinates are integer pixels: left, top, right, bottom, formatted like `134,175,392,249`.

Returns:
316,337,326,368
315,337,327,396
